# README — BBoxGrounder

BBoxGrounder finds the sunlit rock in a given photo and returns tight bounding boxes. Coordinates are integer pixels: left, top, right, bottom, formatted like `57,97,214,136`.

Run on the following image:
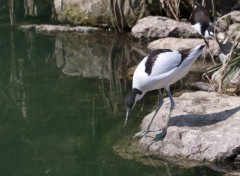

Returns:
19,24,102,34
227,23,240,39
53,0,148,28
230,11,240,23
139,91,240,163
131,16,199,40
148,37,232,56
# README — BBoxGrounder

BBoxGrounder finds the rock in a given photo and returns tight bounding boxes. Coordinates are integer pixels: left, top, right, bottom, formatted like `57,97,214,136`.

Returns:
231,11,240,23
138,91,240,164
19,24,102,34
131,16,199,40
217,32,226,42
53,0,148,28
186,82,215,92
216,19,229,33
147,37,220,57
227,23,240,39
54,0,111,26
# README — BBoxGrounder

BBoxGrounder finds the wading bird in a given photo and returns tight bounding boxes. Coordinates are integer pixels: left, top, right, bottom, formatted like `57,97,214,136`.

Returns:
190,1,214,47
190,1,226,60
124,45,205,140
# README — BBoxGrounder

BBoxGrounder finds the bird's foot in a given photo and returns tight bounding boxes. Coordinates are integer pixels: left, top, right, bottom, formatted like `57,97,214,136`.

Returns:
133,129,148,138
153,128,167,141
133,127,167,140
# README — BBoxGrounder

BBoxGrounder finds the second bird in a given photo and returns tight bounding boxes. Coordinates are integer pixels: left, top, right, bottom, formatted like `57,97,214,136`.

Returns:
190,1,214,46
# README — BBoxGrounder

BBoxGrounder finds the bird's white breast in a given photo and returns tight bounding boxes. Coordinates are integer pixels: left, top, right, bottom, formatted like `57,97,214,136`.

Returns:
192,23,213,39
204,29,213,38
192,23,202,36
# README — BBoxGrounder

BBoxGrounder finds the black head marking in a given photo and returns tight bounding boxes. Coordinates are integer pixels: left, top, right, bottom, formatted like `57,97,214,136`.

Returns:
178,48,192,67
231,3,240,11
124,88,142,110
190,5,213,36
145,49,172,75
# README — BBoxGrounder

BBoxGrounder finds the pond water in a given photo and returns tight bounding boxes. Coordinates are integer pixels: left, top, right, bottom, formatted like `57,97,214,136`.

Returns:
0,24,222,176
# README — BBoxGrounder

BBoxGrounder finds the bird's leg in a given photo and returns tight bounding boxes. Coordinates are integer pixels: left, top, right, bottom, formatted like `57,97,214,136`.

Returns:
146,89,164,131
154,88,175,141
215,37,227,55
134,89,164,138
208,50,216,65
203,38,209,48
203,38,216,65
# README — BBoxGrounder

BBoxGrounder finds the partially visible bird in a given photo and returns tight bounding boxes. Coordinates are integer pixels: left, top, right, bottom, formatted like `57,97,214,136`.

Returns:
190,1,214,47
231,3,240,11
190,1,226,59
124,45,205,140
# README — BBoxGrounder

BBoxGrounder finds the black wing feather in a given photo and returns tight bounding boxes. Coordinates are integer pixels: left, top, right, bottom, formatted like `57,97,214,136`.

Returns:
145,49,172,75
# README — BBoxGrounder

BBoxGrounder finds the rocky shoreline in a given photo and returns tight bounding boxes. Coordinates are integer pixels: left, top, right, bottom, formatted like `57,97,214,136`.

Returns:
19,24,103,34
113,91,240,175
16,1,240,173
139,91,240,163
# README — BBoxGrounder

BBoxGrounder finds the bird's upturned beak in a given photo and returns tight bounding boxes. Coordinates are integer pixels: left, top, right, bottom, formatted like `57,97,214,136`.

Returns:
124,109,130,127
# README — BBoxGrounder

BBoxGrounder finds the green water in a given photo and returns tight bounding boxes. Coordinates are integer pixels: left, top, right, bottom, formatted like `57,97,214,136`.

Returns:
0,25,222,176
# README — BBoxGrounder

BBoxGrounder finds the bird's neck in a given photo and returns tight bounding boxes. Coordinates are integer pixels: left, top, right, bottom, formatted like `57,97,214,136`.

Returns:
181,52,201,68
132,88,144,101
135,92,144,101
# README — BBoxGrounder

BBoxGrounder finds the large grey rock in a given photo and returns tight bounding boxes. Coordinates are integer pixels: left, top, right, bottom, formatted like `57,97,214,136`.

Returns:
216,18,229,33
53,0,148,28
19,24,102,34
231,11,240,23
131,16,199,40
54,0,111,26
227,23,240,40
139,91,240,163
147,37,233,59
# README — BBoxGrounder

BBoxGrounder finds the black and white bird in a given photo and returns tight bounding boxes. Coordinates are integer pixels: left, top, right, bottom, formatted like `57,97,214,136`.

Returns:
124,45,205,139
190,1,214,47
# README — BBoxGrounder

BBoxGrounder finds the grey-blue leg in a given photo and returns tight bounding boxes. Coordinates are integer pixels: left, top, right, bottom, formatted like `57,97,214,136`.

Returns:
134,89,164,137
154,87,175,140
146,89,164,131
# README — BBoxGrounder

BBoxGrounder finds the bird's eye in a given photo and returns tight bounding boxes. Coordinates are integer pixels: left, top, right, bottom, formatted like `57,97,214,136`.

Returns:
209,31,214,36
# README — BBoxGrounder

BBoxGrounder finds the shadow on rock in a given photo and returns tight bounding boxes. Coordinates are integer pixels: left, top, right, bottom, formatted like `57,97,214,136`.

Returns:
169,106,240,127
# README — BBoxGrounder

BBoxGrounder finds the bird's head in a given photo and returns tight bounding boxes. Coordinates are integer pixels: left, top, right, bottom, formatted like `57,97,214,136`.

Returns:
124,88,143,127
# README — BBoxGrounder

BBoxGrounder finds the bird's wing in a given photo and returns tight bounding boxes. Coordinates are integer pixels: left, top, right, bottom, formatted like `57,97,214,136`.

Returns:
147,50,182,77
190,7,212,25
136,67,179,92
132,49,182,91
